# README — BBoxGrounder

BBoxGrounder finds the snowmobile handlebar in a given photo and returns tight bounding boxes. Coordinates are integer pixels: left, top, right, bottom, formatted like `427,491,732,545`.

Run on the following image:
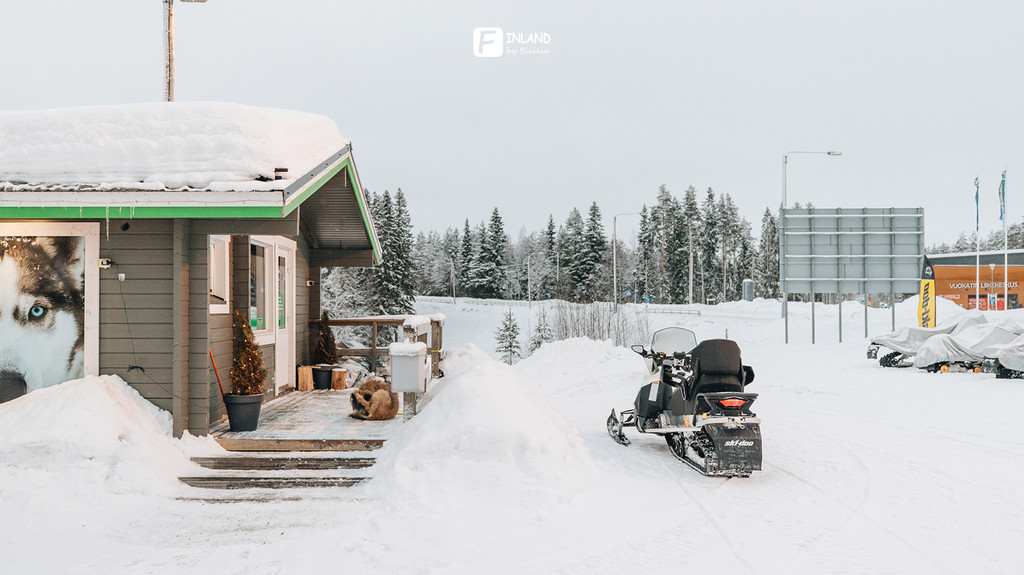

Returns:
630,345,688,364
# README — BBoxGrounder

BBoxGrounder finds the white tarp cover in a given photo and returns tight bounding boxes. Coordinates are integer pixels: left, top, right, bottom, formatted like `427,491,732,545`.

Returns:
912,322,1024,368
0,102,347,191
871,311,987,355
995,333,1024,372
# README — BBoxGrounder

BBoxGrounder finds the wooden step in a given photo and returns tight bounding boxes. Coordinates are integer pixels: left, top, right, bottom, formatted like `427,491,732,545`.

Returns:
178,476,367,490
215,438,385,452
190,456,375,471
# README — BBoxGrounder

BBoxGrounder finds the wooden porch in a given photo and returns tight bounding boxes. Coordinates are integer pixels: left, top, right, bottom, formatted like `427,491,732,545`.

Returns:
209,388,404,451
181,389,404,490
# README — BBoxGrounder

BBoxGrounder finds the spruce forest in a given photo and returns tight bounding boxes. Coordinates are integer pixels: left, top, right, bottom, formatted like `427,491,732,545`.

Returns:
321,185,783,323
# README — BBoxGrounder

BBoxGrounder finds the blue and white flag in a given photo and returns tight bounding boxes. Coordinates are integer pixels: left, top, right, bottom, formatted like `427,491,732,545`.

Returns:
975,177,980,231
999,171,1006,222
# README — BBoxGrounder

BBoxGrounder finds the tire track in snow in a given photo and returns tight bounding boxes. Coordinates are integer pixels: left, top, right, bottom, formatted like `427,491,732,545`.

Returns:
767,460,955,575
657,460,754,573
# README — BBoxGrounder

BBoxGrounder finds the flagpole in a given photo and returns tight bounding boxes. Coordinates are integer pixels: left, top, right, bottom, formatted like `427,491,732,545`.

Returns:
1002,170,1008,308
976,177,980,310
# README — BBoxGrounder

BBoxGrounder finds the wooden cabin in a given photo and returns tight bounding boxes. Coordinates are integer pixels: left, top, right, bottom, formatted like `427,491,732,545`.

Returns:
0,102,380,436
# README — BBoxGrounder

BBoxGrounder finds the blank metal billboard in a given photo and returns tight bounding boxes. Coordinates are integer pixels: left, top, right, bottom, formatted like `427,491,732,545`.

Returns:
781,207,924,294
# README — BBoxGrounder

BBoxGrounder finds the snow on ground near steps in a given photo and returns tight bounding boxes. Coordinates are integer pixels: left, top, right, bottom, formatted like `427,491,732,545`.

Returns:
0,102,347,191
0,374,206,494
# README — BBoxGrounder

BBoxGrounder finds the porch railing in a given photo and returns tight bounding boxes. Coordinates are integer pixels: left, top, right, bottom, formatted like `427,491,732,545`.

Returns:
309,314,444,379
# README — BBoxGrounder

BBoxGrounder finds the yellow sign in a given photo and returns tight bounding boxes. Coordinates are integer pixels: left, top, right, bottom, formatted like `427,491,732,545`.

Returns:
918,279,936,328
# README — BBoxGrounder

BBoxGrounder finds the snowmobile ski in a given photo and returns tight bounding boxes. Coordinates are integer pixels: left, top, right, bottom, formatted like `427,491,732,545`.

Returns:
607,409,631,446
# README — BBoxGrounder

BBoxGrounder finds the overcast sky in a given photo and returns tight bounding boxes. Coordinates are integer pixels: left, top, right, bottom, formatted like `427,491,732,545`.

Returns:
2,1,1022,246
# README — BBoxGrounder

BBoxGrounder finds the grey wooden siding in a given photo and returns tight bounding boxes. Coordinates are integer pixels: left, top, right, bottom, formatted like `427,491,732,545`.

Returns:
98,219,175,413
296,243,311,370
95,225,314,434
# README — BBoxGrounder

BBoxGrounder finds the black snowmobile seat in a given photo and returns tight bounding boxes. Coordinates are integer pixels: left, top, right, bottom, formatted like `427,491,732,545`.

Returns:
689,339,745,396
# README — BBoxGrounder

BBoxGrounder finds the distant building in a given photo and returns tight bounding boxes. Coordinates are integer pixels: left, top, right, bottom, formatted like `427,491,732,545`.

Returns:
928,250,1024,310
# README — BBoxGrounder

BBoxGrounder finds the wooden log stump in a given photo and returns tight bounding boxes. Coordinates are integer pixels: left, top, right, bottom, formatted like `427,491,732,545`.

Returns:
297,366,314,391
331,369,347,390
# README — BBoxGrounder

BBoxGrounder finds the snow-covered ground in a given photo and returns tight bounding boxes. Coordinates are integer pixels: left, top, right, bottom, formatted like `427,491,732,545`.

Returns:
1,296,1022,574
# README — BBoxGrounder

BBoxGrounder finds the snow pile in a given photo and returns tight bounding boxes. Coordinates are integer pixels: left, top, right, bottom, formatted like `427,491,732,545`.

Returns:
0,102,347,191
0,375,198,494
370,344,597,506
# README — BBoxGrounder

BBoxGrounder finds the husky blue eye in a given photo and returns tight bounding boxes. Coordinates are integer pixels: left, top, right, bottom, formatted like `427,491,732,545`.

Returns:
29,305,46,318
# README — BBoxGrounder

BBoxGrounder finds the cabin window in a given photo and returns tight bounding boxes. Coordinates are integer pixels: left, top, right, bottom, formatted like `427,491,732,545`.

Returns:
208,235,230,314
250,241,271,333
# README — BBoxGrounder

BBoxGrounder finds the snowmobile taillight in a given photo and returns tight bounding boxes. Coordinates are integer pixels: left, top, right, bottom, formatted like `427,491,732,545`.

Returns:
717,398,747,409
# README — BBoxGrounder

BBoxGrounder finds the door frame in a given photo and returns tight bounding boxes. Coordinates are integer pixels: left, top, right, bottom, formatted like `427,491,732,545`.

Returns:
250,235,296,394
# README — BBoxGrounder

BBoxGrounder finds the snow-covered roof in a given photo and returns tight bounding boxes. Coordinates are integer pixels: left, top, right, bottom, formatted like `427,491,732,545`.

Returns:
0,102,348,192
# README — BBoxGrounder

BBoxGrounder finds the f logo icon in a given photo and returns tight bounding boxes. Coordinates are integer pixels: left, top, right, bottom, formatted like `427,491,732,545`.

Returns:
473,27,503,57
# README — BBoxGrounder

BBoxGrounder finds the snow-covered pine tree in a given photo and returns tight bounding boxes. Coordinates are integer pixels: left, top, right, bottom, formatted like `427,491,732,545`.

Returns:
441,226,461,299
542,214,559,298
460,219,475,294
659,187,689,304
756,208,780,298
699,187,721,304
495,309,522,364
681,186,701,303
633,205,653,303
390,189,417,311
529,307,554,353
581,202,608,302
481,208,510,298
718,193,742,301
561,208,587,302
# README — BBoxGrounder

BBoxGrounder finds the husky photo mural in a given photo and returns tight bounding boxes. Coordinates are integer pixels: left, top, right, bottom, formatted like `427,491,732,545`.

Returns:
0,236,86,403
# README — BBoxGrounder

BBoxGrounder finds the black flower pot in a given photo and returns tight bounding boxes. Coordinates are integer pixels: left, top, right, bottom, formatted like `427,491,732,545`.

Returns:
223,393,264,431
312,366,334,389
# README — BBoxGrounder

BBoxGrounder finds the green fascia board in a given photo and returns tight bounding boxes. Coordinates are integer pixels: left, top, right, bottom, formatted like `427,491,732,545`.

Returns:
0,205,285,219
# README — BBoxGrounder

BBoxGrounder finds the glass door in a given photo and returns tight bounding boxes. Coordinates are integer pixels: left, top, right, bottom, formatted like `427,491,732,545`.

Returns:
274,245,295,393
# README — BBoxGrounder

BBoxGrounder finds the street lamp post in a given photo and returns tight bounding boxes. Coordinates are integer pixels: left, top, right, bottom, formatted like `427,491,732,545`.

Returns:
782,150,842,344
613,212,641,310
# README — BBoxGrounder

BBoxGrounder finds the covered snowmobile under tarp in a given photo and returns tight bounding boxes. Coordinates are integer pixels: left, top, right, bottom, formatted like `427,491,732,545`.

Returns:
912,320,1024,371
976,332,1024,379
868,311,987,367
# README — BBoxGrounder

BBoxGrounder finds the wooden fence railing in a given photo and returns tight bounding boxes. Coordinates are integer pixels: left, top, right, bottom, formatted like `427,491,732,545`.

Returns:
309,315,444,379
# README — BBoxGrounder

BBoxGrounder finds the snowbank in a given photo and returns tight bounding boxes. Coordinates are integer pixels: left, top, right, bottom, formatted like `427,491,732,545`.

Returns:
0,102,347,191
0,375,201,494
370,344,596,506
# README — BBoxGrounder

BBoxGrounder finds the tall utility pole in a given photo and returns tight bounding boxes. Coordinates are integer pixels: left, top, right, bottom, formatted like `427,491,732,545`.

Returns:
164,0,174,101
164,0,207,102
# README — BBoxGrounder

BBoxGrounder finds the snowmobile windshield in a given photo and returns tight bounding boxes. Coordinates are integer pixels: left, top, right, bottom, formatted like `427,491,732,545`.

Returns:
650,327,697,355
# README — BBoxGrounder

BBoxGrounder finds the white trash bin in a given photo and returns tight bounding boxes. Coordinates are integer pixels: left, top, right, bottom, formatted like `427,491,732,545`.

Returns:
389,342,429,393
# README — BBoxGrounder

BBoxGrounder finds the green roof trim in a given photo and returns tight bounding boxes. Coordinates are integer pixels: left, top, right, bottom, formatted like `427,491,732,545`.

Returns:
0,205,285,219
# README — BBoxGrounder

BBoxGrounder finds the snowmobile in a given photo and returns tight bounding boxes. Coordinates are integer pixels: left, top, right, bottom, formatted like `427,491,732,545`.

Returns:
607,327,761,477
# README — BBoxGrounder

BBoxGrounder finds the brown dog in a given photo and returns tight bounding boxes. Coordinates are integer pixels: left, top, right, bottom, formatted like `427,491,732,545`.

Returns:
349,376,399,420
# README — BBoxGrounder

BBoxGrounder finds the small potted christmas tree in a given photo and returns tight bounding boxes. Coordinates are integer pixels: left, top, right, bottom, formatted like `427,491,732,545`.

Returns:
311,310,340,389
224,310,267,431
